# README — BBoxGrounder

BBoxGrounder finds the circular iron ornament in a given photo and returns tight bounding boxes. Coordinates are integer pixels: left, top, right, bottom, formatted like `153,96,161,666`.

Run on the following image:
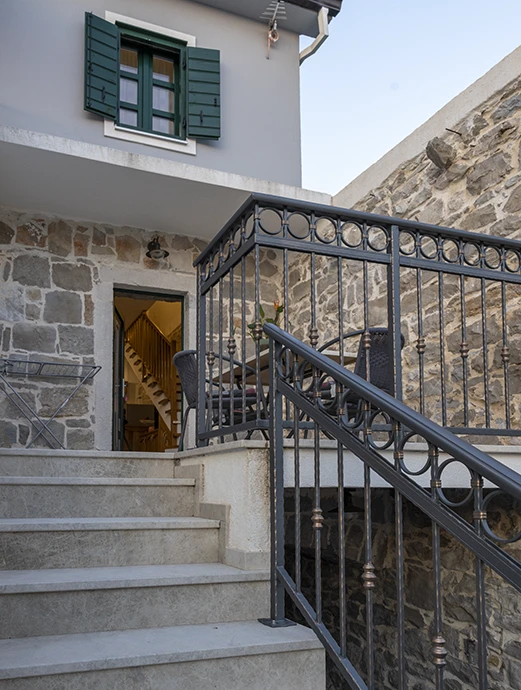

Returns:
287,212,311,240
293,358,316,397
244,213,255,240
481,490,521,544
222,237,232,262
419,235,439,260
505,249,521,273
365,409,394,450
435,458,475,508
396,431,432,476
211,250,221,274
441,238,460,263
232,225,243,252
258,208,283,235
484,245,501,270
366,225,390,252
399,230,416,256
340,221,363,248
314,217,338,244
462,242,481,267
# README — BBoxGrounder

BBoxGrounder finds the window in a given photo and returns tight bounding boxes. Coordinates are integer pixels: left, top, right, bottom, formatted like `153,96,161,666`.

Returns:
84,13,221,146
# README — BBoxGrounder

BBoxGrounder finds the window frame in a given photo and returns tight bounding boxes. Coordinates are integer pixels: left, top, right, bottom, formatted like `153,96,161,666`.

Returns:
103,12,197,156
117,26,187,141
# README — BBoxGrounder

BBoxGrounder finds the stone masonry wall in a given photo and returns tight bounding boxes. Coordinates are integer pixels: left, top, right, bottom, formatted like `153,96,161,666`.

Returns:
0,206,206,449
285,488,521,690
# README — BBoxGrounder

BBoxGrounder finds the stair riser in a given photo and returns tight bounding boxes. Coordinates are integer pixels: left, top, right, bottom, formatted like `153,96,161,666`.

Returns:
0,529,218,570
0,649,325,689
0,457,175,479
1,581,269,638
0,485,194,519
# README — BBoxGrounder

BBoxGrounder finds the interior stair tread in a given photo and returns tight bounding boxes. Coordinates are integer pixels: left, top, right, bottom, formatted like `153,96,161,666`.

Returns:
0,477,194,487
0,563,269,593
0,620,320,679
0,517,220,531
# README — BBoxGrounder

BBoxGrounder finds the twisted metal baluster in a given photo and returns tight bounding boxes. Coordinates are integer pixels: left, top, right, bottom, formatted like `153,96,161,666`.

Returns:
416,268,426,416
481,278,491,428
439,272,447,427
430,444,447,690
473,475,488,690
460,274,469,428
501,281,511,429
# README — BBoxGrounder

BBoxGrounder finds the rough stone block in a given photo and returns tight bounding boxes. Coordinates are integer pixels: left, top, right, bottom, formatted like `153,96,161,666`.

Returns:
39,386,89,417
48,220,72,257
12,255,50,288
116,234,141,262
25,303,40,320
58,325,94,355
0,420,17,446
44,291,82,324
0,284,25,322
66,428,95,449
15,222,46,247
12,323,56,353
504,183,521,215
466,153,511,195
52,263,92,292
74,233,89,257
426,137,455,169
0,221,14,244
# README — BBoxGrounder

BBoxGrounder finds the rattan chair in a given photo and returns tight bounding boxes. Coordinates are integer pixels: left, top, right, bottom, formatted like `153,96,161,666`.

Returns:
173,350,258,451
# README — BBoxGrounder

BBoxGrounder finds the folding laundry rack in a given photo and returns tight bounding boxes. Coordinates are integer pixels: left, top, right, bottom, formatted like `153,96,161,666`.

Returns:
0,358,101,449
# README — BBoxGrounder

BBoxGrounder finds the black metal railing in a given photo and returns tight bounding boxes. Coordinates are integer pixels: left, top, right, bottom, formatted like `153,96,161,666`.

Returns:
262,323,521,690
194,193,521,444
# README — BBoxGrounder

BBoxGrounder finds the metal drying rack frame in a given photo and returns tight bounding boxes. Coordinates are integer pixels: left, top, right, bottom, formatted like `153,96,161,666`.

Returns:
0,359,101,449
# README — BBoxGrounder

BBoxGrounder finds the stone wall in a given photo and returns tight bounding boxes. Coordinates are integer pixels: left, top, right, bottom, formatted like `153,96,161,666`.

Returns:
284,488,521,690
0,206,205,449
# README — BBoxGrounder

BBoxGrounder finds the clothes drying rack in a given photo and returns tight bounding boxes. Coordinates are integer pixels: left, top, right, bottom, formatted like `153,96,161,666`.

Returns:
0,358,101,449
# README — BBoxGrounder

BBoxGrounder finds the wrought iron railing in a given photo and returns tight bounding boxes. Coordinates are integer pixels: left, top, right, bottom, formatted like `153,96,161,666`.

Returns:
261,323,521,690
194,193,521,444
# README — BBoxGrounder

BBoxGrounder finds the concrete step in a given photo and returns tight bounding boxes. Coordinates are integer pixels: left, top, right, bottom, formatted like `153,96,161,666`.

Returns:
0,518,219,570
0,564,270,638
0,449,176,479
0,620,324,689
0,477,195,519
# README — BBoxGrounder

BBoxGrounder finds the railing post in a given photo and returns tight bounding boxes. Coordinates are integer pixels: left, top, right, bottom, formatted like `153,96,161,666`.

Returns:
387,224,403,401
197,265,208,447
259,336,296,628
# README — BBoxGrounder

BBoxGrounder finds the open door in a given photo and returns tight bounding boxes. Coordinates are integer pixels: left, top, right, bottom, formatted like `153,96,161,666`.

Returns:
112,308,125,450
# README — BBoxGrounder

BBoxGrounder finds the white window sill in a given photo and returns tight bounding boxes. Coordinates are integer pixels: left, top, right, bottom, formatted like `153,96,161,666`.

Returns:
104,120,197,155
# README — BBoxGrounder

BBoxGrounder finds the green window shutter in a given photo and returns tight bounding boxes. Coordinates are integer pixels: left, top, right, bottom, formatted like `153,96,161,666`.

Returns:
84,12,119,119
187,47,221,140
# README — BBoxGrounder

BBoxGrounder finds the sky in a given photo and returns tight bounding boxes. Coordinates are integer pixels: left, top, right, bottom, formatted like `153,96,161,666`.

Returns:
299,0,521,196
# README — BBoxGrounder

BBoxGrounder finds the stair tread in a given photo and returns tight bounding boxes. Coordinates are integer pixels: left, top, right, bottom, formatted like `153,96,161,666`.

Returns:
0,563,269,593
0,477,194,487
0,621,320,679
0,517,219,532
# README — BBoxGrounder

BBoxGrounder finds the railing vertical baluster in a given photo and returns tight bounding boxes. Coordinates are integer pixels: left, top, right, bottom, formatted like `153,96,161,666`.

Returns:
430,445,447,689
362,461,375,688
207,285,215,439
416,268,425,416
337,439,347,658
284,209,290,424
228,264,235,434
473,474,488,690
218,245,224,441
241,219,247,425
388,225,403,400
313,374,323,623
254,219,262,424
481,279,490,428
460,274,469,428
501,282,511,428
394,424,406,690
439,272,447,427
294,400,301,593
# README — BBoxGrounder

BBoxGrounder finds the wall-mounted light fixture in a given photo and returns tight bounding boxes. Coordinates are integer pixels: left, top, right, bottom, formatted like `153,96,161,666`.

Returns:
146,237,169,260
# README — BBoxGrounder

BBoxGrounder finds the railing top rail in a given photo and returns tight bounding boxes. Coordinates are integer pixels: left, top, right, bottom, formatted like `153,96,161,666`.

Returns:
264,323,521,501
194,192,521,267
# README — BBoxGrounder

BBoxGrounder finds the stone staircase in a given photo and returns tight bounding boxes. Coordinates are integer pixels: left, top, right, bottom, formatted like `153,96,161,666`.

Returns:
0,448,324,689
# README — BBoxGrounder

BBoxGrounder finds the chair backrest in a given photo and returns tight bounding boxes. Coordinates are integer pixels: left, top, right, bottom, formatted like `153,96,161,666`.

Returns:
172,350,198,407
349,328,405,401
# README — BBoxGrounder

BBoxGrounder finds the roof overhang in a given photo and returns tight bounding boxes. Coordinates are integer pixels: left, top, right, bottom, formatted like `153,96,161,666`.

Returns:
190,0,342,37
0,126,330,240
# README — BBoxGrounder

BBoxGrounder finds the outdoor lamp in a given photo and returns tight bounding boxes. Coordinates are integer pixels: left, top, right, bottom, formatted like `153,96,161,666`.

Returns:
146,237,169,260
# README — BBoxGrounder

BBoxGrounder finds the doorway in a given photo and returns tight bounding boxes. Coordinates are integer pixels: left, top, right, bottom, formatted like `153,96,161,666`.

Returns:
113,289,184,452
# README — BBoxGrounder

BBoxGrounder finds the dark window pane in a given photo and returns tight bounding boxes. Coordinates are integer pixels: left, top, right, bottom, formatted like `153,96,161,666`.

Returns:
153,116,174,135
119,108,138,127
120,78,138,105
120,48,138,74
153,55,174,83
153,86,174,113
